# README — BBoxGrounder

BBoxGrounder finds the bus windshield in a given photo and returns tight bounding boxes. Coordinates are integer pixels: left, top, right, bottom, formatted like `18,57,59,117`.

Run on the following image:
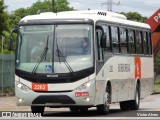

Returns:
16,24,93,74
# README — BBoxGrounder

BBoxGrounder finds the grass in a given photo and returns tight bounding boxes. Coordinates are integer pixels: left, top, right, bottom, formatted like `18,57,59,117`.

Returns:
154,80,160,93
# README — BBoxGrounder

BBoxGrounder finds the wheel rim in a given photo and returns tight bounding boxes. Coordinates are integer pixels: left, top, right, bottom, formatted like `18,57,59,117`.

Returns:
135,89,139,106
104,92,109,111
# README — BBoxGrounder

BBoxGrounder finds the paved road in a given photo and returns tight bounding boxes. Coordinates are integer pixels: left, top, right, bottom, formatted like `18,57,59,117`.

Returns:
0,94,160,118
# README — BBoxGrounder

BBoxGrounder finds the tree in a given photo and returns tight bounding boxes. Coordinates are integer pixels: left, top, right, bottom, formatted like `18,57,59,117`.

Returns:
0,0,9,36
120,12,147,22
29,0,74,14
0,0,10,53
154,52,160,77
9,0,74,29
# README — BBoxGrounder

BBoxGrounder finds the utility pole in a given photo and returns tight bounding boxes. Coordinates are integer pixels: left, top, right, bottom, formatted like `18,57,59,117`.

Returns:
52,0,54,12
101,0,120,11
1,35,4,94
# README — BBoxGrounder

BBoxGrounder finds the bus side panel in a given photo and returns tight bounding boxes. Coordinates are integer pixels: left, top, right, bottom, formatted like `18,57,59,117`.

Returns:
95,80,106,105
140,57,154,99
95,56,134,103
95,56,154,104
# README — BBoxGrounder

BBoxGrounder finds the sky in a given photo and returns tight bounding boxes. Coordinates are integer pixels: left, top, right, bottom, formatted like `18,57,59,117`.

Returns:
4,0,160,18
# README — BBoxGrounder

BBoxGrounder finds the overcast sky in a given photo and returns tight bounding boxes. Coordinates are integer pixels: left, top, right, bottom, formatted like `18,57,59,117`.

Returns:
4,0,160,17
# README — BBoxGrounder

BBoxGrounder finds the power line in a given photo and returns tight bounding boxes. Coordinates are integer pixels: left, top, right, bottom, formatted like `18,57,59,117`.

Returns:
101,0,120,11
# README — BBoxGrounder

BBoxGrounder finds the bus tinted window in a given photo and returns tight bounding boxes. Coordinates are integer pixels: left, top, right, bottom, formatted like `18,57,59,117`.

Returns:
135,30,143,54
103,25,111,53
128,29,135,54
111,26,120,53
148,32,152,55
143,31,149,55
120,28,127,54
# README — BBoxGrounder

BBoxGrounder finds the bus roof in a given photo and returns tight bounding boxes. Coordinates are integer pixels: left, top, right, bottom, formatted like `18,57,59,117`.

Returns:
20,10,150,29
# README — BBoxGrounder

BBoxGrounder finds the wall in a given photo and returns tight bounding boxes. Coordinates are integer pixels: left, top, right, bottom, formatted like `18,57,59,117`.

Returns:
0,54,15,94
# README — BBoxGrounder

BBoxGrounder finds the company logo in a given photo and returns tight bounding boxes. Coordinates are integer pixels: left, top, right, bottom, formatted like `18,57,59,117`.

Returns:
154,13,160,23
1,112,42,118
2,112,11,117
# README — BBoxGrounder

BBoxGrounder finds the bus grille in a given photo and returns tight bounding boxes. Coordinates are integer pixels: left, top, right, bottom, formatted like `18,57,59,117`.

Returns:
32,95,76,104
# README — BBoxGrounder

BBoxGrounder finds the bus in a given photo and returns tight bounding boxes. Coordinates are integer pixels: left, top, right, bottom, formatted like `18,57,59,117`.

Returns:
9,10,154,114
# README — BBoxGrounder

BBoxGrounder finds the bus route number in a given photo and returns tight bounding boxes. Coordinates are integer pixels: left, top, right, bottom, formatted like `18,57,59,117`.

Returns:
32,83,48,91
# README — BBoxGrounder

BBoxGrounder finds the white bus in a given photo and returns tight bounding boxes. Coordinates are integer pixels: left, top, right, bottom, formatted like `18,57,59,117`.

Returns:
9,10,154,114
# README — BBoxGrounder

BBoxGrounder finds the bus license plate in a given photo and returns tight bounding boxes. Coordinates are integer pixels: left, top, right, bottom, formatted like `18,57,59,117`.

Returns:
32,83,48,91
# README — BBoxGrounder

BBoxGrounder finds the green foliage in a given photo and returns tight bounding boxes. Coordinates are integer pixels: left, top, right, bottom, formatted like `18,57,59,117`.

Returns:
56,0,74,12
6,0,74,52
29,0,52,14
154,84,160,93
0,0,10,35
28,0,74,14
0,0,11,53
9,0,74,29
120,12,147,22
154,52,160,77
154,80,160,84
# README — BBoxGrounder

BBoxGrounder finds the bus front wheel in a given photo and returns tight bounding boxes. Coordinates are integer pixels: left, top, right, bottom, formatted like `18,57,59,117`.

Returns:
31,106,44,115
97,86,110,115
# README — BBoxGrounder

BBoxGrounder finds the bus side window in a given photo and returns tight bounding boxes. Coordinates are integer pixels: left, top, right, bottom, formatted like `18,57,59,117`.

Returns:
135,30,143,54
103,25,111,53
147,32,152,55
111,26,120,54
96,28,103,60
143,31,149,55
120,27,127,54
128,29,135,54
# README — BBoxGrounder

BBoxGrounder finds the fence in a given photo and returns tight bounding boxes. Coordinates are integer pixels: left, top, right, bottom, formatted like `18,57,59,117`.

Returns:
0,53,15,95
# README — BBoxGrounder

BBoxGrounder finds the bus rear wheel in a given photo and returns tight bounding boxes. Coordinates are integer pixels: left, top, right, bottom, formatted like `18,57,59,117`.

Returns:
119,101,130,110
69,107,79,112
119,84,140,111
31,106,44,115
129,84,140,110
70,107,88,112
79,107,88,112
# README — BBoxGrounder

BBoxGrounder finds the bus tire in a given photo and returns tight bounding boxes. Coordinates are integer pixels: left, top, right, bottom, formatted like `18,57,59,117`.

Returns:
79,107,88,112
69,107,79,112
129,84,140,110
119,101,130,110
97,86,110,115
31,106,44,115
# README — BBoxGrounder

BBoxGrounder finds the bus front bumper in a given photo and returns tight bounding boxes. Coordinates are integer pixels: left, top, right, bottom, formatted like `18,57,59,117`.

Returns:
15,82,95,107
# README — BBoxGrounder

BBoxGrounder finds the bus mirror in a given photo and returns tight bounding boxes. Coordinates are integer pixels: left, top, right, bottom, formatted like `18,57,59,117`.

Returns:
100,34,106,48
8,28,18,51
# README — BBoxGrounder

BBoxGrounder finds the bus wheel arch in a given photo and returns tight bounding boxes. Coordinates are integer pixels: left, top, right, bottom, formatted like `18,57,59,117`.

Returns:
107,81,111,104
130,79,140,110
31,106,44,115
96,81,111,114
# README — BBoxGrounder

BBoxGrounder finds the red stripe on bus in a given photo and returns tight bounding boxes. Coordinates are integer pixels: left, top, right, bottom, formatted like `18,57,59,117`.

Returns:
134,57,141,79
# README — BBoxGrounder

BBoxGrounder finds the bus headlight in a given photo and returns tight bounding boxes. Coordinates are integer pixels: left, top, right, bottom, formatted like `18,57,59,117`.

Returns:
75,79,94,91
16,82,31,92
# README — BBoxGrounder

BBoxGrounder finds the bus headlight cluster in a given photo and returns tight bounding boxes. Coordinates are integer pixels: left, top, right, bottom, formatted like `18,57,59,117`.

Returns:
75,79,94,91
16,82,31,92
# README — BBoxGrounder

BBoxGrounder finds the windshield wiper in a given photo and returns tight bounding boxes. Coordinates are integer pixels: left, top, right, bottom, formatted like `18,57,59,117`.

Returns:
56,42,73,73
32,35,49,74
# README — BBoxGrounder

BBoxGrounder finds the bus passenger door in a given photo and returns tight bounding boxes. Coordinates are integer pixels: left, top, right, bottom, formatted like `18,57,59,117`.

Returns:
95,26,106,105
96,27,104,74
